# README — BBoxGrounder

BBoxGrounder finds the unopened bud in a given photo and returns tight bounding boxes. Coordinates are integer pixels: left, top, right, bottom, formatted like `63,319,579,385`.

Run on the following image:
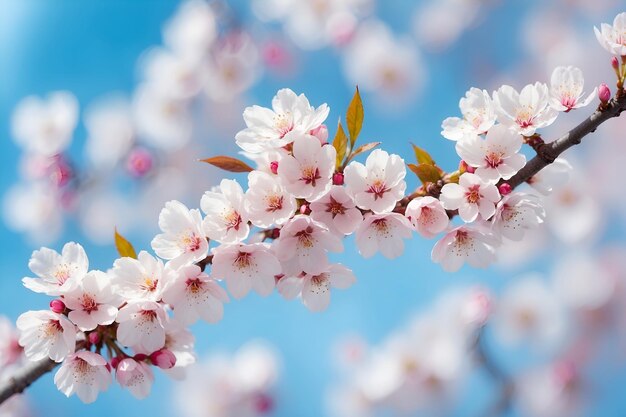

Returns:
498,183,512,195
133,353,147,362
271,228,280,239
150,349,177,369
612,56,620,70
110,356,121,370
465,164,476,174
126,147,153,178
88,332,101,345
270,161,279,175
310,125,329,144
599,83,611,103
49,299,66,314
332,172,344,185
299,204,310,215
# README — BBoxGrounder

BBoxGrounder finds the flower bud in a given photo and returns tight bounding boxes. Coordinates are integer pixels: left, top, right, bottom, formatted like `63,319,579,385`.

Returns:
612,56,620,70
598,83,611,103
126,147,153,178
498,183,512,195
49,299,66,314
110,356,121,370
299,204,310,215
88,332,101,345
150,349,177,369
332,172,344,185
464,163,476,174
133,353,147,362
310,125,329,144
270,161,279,175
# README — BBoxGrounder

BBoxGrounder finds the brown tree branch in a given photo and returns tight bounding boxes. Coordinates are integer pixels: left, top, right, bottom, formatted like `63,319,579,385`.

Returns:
0,358,59,405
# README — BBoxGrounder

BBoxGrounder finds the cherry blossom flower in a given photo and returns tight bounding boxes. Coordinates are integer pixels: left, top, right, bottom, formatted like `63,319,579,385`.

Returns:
441,87,497,142
64,271,120,331
344,149,407,214
142,48,206,100
549,66,596,112
151,200,208,268
111,251,165,302
22,242,88,296
277,134,336,201
355,213,413,259
235,88,329,153
116,358,155,399
116,301,168,354
201,179,250,244
277,264,356,312
594,12,626,56
491,193,545,241
161,265,229,325
244,170,296,228
439,173,500,222
552,254,615,311
527,158,572,195
493,83,558,136
163,0,217,60
16,310,76,362
11,91,78,157
431,225,498,272
272,215,343,276
309,186,363,235
455,125,526,183
211,243,281,299
404,196,449,238
0,317,22,368
54,351,111,404
162,318,196,380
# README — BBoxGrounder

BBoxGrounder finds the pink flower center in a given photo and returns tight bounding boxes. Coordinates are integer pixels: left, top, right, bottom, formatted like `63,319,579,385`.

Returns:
141,277,158,293
300,166,321,187
366,180,390,201
181,233,203,253
455,230,469,245
185,278,204,294
223,210,243,231
140,310,158,321
44,320,63,337
465,185,482,204
234,252,252,269
484,151,503,168
295,226,315,248
560,92,577,110
265,195,284,212
54,265,72,285
372,218,389,234
274,113,294,138
325,196,346,218
310,273,329,289
515,108,535,128
81,294,99,314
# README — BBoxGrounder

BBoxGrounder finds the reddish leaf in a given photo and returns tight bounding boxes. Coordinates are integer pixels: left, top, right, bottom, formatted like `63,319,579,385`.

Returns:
200,156,254,173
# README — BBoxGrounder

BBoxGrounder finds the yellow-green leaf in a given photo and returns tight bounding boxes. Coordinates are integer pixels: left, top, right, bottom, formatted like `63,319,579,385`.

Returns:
333,121,349,168
114,228,137,259
407,163,441,185
200,156,254,173
346,86,364,148
345,142,381,165
411,143,435,166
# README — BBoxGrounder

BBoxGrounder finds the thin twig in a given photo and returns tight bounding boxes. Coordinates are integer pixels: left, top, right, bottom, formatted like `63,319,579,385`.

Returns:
0,358,59,404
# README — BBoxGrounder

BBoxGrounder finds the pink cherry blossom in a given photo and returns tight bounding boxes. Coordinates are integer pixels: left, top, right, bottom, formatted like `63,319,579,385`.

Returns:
344,149,407,214
244,170,297,228
355,213,413,259
277,134,335,201
594,12,626,56
404,196,449,238
309,186,363,235
431,225,498,272
151,200,208,267
16,310,76,362
491,193,545,241
211,243,281,299
162,318,196,380
549,66,596,112
161,265,229,325
116,358,155,399
111,251,164,302
441,87,496,142
23,242,88,296
54,351,111,403
455,125,526,183
527,158,572,195
116,301,168,353
201,179,250,244
439,173,501,222
493,83,558,136
63,271,119,332
0,317,23,367
272,215,343,276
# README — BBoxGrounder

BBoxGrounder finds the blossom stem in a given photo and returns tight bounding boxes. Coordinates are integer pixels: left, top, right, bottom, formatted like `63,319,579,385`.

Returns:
0,357,59,405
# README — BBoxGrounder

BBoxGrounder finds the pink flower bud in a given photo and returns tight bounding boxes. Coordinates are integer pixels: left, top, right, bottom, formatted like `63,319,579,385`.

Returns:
612,56,620,69
49,299,66,314
553,360,577,388
270,161,279,175
88,332,101,345
110,356,121,370
299,204,310,215
254,393,274,414
498,183,512,195
150,349,177,369
49,155,74,187
271,228,281,239
310,125,329,144
464,163,476,174
332,172,344,185
133,353,147,362
126,147,153,178
599,83,611,103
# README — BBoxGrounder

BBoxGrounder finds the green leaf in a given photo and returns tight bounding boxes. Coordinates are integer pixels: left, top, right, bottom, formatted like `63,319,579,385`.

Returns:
411,143,435,166
346,86,364,148
200,156,254,173
333,121,349,168
114,228,137,259
407,163,441,185
344,142,381,165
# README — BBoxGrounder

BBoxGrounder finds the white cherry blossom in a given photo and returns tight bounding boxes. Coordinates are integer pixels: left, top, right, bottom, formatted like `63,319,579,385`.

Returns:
111,251,165,302
201,179,250,244
404,196,449,238
594,12,626,56
116,301,168,354
161,265,229,325
151,200,208,268
441,87,496,142
272,215,343,276
309,186,363,235
54,351,111,404
116,358,155,399
22,242,88,296
244,170,296,228
491,193,545,241
235,88,329,153
163,0,217,59
162,318,196,380
493,83,558,136
64,271,119,331
277,134,335,201
344,149,407,214
355,213,413,259
431,225,498,272
549,66,596,112
16,310,76,362
456,125,526,183
439,173,501,222
527,158,572,195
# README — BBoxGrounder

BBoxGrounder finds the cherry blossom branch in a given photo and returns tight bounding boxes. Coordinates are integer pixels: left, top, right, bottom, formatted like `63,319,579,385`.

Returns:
506,91,626,189
0,358,58,404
